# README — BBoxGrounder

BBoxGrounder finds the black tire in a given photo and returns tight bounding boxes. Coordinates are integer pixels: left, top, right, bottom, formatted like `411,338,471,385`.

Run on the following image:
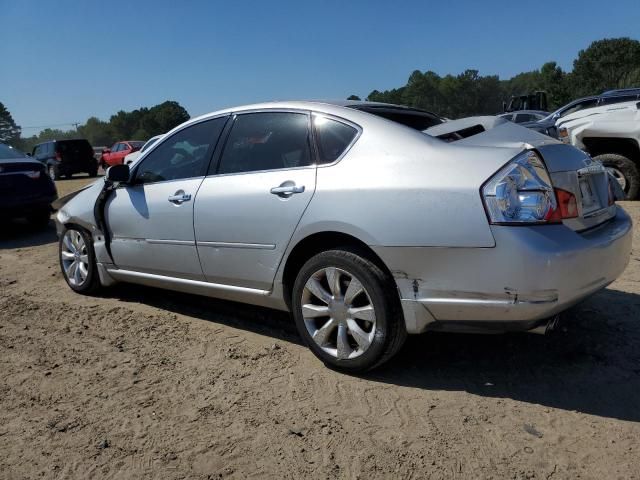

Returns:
25,208,51,229
595,153,640,200
58,226,101,294
291,248,406,372
48,164,60,181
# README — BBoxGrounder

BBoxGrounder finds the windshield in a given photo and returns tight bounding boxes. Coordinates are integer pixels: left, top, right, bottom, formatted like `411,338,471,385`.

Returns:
0,143,27,159
141,136,161,152
545,98,597,120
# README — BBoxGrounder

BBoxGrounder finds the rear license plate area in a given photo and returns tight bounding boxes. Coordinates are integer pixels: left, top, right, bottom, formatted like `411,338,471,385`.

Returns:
578,175,603,215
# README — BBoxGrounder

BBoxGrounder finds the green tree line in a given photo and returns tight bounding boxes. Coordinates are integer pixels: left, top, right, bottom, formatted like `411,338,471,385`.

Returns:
354,37,640,118
1,100,189,153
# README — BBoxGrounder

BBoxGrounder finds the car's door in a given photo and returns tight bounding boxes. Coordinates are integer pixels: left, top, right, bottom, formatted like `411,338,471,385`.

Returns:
104,143,118,166
33,145,44,163
117,143,132,164
194,111,317,291
105,117,228,279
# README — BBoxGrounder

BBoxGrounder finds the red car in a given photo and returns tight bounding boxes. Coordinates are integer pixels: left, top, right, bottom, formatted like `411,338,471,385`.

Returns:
101,141,145,168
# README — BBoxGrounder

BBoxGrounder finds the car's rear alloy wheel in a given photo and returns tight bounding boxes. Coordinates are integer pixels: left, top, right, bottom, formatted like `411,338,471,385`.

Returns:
292,249,406,372
302,267,376,360
59,227,100,294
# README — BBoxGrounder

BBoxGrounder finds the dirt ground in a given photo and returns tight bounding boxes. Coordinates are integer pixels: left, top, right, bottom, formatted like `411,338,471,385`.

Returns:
1,175,639,479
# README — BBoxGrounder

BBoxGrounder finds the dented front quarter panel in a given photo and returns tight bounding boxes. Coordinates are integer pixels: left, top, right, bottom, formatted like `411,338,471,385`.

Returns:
55,180,113,264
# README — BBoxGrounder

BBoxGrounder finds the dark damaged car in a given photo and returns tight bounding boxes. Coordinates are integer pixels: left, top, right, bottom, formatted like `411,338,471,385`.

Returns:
0,143,57,228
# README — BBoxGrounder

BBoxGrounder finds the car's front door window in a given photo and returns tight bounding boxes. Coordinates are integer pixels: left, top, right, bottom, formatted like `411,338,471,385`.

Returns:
135,117,228,184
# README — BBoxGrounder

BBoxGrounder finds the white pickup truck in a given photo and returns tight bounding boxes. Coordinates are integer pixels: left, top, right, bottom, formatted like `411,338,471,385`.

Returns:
556,100,640,199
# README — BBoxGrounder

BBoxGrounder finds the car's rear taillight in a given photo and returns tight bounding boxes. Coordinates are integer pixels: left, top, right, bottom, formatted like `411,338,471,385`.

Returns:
554,188,578,219
482,150,559,225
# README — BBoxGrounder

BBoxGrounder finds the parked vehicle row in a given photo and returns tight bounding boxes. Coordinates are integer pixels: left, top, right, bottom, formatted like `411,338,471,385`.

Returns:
123,135,164,165
55,100,632,372
27,137,165,181
515,88,640,199
100,141,145,168
499,110,549,124
32,139,98,180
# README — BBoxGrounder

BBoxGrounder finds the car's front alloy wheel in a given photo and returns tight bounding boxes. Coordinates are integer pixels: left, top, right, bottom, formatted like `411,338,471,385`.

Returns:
292,248,406,372
59,227,100,294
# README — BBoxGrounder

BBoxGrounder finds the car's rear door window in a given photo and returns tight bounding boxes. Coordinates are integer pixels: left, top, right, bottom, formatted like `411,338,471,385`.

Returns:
313,114,358,164
215,112,312,175
134,117,227,184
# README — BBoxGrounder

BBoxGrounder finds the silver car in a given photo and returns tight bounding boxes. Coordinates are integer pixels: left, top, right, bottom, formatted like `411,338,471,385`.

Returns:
55,101,633,371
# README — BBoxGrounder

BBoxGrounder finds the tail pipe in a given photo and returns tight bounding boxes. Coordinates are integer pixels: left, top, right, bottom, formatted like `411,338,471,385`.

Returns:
529,314,561,335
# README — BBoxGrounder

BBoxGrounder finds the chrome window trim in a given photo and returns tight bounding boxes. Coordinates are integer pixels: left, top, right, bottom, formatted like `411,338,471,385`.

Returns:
202,108,363,178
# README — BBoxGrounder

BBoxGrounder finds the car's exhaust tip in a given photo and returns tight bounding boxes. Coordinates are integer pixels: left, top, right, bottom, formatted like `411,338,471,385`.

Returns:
529,314,561,335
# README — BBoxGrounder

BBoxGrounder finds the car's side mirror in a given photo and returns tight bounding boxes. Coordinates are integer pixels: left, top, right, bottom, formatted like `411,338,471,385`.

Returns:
106,164,130,183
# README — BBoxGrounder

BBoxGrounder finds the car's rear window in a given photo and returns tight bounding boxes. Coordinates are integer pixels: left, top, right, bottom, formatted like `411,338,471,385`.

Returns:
350,106,443,131
57,140,93,153
130,141,145,149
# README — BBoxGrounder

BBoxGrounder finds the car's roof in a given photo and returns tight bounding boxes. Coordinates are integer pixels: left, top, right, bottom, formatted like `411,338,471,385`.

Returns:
601,87,640,97
35,138,90,146
501,110,549,116
189,100,442,127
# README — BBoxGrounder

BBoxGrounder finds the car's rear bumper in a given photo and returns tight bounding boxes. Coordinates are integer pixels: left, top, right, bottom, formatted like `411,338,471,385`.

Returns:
0,194,57,219
373,206,633,333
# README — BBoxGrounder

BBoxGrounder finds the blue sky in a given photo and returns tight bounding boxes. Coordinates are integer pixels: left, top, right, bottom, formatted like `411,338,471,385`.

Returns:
1,0,639,134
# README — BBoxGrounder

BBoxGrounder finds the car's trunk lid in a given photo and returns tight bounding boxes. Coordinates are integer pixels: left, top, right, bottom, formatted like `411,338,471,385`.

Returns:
540,144,617,231
0,161,50,198
425,117,617,231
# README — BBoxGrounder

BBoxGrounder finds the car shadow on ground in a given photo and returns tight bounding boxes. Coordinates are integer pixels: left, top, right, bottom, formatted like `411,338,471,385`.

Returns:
110,283,640,422
108,284,303,346
369,288,640,422
0,219,58,249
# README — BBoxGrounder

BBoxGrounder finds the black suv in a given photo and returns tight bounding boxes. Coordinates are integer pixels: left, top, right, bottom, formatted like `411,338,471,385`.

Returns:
32,139,98,180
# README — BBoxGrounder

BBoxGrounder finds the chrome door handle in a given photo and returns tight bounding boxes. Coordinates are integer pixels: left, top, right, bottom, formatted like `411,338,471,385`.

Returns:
168,191,191,204
270,185,305,195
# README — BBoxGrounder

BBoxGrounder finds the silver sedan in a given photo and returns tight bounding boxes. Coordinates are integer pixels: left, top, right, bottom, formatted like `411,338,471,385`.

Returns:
55,101,633,371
